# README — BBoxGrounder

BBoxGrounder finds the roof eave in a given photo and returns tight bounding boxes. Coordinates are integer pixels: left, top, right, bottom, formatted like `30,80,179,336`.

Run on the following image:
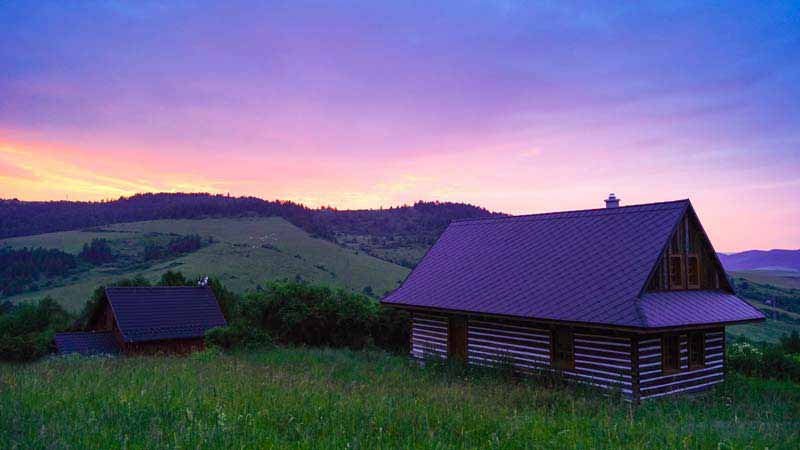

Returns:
382,302,765,333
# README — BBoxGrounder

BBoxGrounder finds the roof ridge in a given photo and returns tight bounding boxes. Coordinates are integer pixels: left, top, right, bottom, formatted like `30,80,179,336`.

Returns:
451,199,690,226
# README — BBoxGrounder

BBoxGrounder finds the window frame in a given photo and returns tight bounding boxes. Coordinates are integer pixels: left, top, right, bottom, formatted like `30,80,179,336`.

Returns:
661,335,681,374
551,328,575,370
688,332,705,370
668,255,684,290
686,254,701,289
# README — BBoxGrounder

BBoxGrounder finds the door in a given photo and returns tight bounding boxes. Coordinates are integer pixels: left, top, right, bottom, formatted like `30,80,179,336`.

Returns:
448,317,468,361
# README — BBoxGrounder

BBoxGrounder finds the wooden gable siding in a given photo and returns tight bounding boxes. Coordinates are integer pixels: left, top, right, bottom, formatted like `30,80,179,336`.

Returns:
636,328,724,400
646,210,728,292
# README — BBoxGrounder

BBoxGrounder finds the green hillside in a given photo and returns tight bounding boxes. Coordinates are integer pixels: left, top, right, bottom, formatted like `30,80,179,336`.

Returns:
1,217,409,311
731,269,800,290
727,270,800,343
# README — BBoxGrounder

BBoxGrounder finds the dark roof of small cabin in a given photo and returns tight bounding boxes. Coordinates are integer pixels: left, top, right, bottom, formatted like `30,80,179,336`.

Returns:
104,286,227,342
55,331,120,355
381,199,765,329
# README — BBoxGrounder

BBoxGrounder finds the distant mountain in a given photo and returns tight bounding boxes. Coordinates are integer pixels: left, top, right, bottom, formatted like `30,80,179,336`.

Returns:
718,249,800,272
0,193,502,266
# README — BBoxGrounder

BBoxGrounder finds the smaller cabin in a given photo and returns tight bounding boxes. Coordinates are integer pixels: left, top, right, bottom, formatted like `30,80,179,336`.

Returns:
56,286,227,355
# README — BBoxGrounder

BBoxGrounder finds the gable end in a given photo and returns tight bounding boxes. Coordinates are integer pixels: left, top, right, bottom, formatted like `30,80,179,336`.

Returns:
641,203,733,295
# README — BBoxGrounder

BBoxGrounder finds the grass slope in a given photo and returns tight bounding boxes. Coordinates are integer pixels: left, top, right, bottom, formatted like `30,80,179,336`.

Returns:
1,218,409,311
1,348,798,449
727,269,800,343
731,270,800,290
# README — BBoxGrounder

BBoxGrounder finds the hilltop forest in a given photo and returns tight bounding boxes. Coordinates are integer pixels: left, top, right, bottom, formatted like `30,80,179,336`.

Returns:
0,193,499,267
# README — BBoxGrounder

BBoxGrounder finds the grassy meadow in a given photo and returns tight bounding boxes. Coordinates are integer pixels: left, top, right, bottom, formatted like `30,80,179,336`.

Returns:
731,270,800,290
1,347,798,449
1,217,409,311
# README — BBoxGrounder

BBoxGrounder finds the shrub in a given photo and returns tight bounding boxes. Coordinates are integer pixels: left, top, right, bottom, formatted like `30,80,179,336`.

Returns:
727,340,763,376
0,297,73,362
373,307,410,353
780,330,800,354
235,281,408,351
728,337,800,382
205,325,273,350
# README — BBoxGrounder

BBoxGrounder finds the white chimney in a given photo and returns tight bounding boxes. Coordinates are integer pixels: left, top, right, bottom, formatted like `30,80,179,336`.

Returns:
605,193,620,208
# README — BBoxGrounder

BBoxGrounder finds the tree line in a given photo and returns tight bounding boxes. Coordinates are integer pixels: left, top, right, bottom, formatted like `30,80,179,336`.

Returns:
0,193,499,252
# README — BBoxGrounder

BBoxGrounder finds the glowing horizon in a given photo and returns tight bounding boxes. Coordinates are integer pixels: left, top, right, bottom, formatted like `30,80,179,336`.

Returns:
1,1,799,252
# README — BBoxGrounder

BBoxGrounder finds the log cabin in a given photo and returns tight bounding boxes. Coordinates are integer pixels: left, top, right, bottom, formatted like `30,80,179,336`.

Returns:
55,286,227,355
381,195,765,401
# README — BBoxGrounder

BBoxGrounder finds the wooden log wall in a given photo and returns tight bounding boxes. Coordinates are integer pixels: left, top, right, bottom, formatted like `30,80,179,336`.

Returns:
411,313,635,397
410,313,725,400
410,313,449,360
567,332,633,397
466,319,551,369
637,328,725,400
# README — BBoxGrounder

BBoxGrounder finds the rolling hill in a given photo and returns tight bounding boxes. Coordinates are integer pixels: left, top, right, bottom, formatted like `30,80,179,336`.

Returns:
0,193,500,268
1,217,410,311
719,249,800,272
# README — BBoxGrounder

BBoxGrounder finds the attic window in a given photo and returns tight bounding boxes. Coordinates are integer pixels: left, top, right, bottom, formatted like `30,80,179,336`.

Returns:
662,335,680,374
687,255,700,289
669,255,684,289
551,329,574,370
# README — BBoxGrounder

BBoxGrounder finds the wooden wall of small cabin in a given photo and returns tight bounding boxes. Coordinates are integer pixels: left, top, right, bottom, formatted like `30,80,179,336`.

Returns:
647,211,726,292
121,338,206,355
88,301,116,332
635,328,725,400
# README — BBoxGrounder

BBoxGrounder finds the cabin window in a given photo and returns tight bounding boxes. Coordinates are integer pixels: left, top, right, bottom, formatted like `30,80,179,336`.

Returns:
662,335,681,374
688,332,705,369
669,255,684,289
687,255,700,289
551,329,574,370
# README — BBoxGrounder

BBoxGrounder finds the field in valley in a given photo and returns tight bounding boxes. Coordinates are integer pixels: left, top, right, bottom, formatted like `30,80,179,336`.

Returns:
731,270,800,290
0,347,798,449
1,217,410,311
727,270,800,343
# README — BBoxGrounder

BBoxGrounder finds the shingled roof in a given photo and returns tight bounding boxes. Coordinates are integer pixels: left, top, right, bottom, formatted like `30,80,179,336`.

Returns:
55,331,120,355
104,286,227,342
382,199,764,329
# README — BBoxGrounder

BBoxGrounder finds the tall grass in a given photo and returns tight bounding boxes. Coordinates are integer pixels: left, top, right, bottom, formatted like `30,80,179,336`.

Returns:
1,347,798,449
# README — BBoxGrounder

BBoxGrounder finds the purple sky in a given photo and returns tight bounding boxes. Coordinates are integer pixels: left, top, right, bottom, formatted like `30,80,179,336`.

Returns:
1,1,799,251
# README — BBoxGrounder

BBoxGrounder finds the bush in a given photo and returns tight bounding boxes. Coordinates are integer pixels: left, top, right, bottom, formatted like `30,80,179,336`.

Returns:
728,337,800,382
235,281,408,351
780,330,800,354
205,325,273,350
0,297,74,362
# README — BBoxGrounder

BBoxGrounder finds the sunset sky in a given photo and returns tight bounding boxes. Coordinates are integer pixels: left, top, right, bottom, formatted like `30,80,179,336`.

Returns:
1,1,799,251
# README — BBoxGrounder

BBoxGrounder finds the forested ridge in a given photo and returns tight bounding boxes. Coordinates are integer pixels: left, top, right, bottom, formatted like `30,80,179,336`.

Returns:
0,193,500,252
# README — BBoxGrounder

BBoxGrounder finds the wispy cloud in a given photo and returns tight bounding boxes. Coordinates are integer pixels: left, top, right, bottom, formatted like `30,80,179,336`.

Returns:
0,1,798,250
